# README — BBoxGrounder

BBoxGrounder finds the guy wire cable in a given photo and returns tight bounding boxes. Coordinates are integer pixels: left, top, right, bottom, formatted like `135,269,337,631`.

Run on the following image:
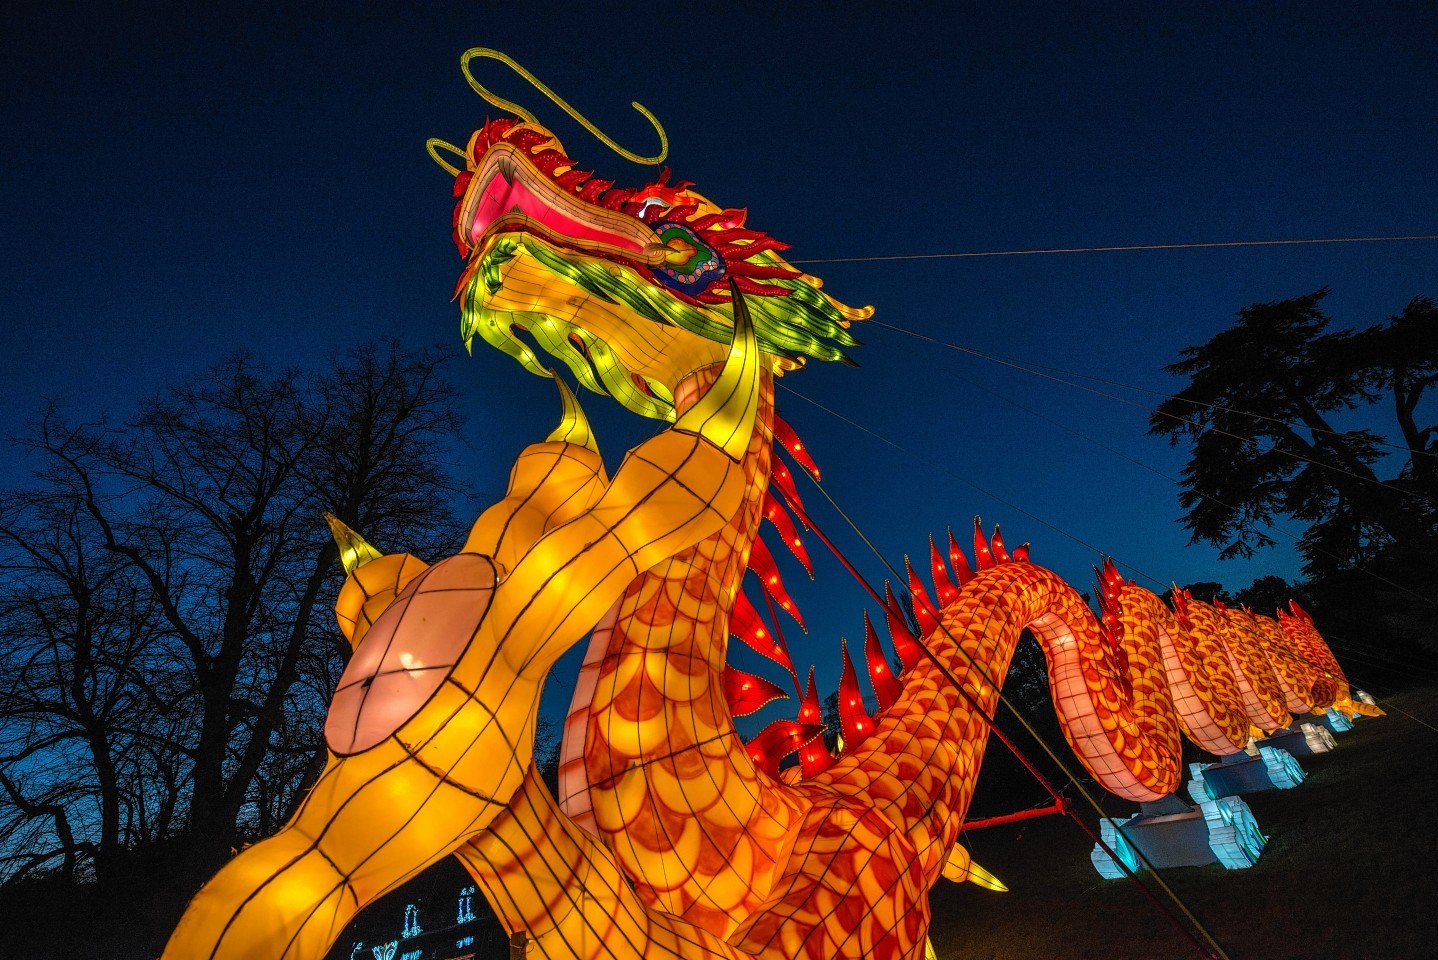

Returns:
868,317,1438,510
804,322,1438,608
788,233,1438,265
941,365,1438,609
905,336,1438,463
778,379,1429,715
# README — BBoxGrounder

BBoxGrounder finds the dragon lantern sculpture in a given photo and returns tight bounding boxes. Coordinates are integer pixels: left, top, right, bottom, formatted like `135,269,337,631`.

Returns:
161,49,1372,960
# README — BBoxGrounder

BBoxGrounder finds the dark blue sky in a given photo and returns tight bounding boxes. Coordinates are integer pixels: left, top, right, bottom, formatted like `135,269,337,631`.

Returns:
5,2,1436,702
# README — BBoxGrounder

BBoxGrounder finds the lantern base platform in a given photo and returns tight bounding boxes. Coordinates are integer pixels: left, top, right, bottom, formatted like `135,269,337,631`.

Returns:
1091,793,1267,877
1259,721,1337,757
1187,745,1306,803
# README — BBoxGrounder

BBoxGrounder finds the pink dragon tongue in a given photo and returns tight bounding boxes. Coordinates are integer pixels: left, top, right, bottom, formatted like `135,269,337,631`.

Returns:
325,553,497,756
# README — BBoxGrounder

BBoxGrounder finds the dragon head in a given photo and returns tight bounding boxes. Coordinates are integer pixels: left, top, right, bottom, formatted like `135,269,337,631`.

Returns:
449,117,871,419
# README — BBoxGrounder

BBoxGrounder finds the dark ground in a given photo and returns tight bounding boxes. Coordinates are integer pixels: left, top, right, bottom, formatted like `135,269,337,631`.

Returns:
930,684,1438,960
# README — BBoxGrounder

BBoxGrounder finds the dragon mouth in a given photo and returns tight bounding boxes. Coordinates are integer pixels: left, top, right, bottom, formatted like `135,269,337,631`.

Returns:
449,119,869,420
458,142,669,270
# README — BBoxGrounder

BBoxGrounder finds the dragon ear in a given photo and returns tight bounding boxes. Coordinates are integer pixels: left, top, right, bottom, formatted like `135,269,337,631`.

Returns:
674,279,762,460
547,370,600,453
324,513,382,575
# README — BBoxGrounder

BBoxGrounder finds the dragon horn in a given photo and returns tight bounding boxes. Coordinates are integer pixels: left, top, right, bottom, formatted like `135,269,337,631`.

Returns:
323,512,383,575
547,370,600,453
674,278,762,461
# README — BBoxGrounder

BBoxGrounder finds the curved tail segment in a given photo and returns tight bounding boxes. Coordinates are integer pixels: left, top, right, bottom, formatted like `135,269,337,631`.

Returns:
773,527,1358,806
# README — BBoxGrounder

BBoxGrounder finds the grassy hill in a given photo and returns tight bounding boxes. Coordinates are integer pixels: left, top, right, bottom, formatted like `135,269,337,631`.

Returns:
929,685,1438,960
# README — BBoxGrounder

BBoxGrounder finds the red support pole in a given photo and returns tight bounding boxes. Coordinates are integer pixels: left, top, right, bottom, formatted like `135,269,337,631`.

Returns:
958,800,1069,832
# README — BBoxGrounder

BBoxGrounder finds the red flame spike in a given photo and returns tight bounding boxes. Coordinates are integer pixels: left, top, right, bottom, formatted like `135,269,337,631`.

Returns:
882,581,924,670
837,640,875,749
990,525,1011,564
578,177,613,203
749,536,806,633
705,226,768,243
762,491,813,577
972,517,995,570
1012,542,1031,562
767,459,807,520
862,611,903,711
504,128,551,151
555,168,590,190
529,152,573,177
904,556,940,636
1104,557,1123,587
799,666,822,724
946,528,975,584
928,535,960,605
1170,586,1192,629
725,262,804,282
746,719,824,779
798,667,835,778
728,590,796,676
730,275,794,298
771,413,821,480
599,188,634,210
723,665,790,718
720,236,792,258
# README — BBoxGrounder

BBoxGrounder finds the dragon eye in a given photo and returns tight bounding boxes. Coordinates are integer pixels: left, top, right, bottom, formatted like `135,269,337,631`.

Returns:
648,221,726,296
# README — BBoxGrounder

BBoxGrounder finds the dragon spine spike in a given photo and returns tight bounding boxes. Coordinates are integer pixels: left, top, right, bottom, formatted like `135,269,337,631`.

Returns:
1103,556,1123,586
928,534,961,604
728,590,796,675
972,516,995,570
946,527,975,584
323,512,383,575
1012,541,1031,562
745,719,825,778
771,412,821,480
862,609,903,712
723,664,791,717
904,555,941,636
545,370,599,452
672,278,761,461
799,666,822,723
797,666,835,778
837,638,875,747
990,525,1011,564
749,535,807,633
767,458,807,521
882,580,924,669
762,491,813,577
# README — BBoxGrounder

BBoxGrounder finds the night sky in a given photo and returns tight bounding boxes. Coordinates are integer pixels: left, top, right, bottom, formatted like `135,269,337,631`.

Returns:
5,3,1436,709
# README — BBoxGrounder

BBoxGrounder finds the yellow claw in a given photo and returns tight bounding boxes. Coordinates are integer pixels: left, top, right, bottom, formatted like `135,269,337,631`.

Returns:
674,278,761,461
547,370,599,453
965,858,1008,892
323,512,383,575
942,843,1008,891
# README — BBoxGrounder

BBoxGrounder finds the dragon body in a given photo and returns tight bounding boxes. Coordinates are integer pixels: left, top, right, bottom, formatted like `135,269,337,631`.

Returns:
162,92,1374,960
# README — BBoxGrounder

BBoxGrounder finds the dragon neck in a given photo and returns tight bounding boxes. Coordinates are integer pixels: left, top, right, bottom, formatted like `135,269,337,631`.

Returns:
558,363,810,938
